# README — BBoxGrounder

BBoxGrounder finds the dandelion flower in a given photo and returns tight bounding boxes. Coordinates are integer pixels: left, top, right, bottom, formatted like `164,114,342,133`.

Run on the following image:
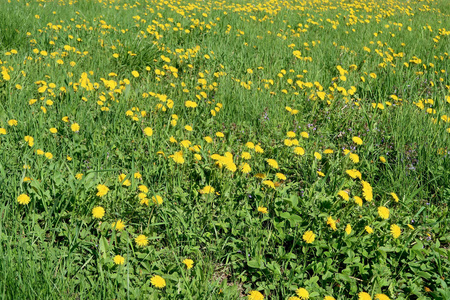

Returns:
143,127,153,136
352,136,363,145
288,297,300,300
378,206,390,219
380,156,387,163
131,70,139,78
300,132,309,138
375,294,390,300
8,119,18,126
183,259,194,269
314,152,322,160
114,255,125,265
324,297,336,300
294,147,305,155
359,292,372,300
204,136,213,143
92,206,105,219
254,144,264,153
112,219,125,231
184,125,193,131
45,152,53,159
248,290,264,300
152,195,163,205
0,128,7,135
287,131,296,138
365,226,374,234
71,123,80,132
49,127,58,133
17,194,31,205
296,288,309,299
76,173,83,180
200,186,215,194
241,152,251,160
262,180,275,189
390,192,399,202
275,173,286,180
407,224,415,230
266,159,279,169
150,275,166,288
338,190,350,201
240,163,251,174
390,224,401,238
258,207,268,214
135,234,148,247
118,174,131,186
327,216,337,230
216,131,224,138
302,231,315,243
361,181,373,201
96,184,109,197
345,224,352,235
245,142,255,149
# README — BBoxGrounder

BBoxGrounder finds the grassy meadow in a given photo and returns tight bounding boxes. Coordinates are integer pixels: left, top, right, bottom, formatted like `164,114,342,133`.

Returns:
0,0,450,298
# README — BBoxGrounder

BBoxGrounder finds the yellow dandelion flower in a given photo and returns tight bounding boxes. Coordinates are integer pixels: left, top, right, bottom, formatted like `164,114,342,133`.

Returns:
361,181,373,201
390,224,401,238
378,206,390,219
345,224,352,235
266,159,279,169
184,125,193,131
296,287,309,299
352,136,363,145
138,185,148,193
262,180,275,189
49,127,57,133
245,142,255,149
135,234,148,247
150,275,166,288
314,152,322,160
113,255,125,265
200,186,215,194
380,156,387,163
354,196,363,207
241,152,251,160
152,195,163,205
0,128,8,135
275,173,286,180
254,144,264,153
71,123,80,132
183,259,194,269
359,292,372,300
327,216,337,230
204,136,213,143
300,132,309,138
407,224,415,230
365,226,374,234
390,192,399,202
112,219,125,231
216,131,224,138
302,231,315,243
92,206,105,219
96,184,109,197
8,119,18,126
248,290,264,300
324,297,336,300
375,294,390,300
258,206,268,214
294,147,305,155
131,70,139,78
287,131,296,138
338,190,350,201
17,194,31,205
143,127,153,136
240,163,251,174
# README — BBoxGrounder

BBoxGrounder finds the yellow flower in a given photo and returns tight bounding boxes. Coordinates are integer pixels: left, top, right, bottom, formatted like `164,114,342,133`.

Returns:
286,131,296,138
216,131,224,138
204,136,213,143
380,156,387,163
75,173,83,180
327,216,337,230
365,226,374,234
314,152,322,160
17,194,31,205
169,151,184,164
135,234,148,247
49,127,58,133
345,224,352,235
300,132,309,138
150,275,166,288
378,206,390,219
296,288,309,299
184,125,193,131
151,195,163,205
407,224,415,230
266,159,279,169
200,186,215,194
352,136,363,145
131,70,139,78
354,196,363,207
36,149,44,155
323,149,334,154
262,180,275,189
24,135,34,147
71,123,80,132
0,128,7,135
294,147,305,155
183,259,194,269
346,169,362,179
338,190,350,201
361,181,373,201
254,144,264,153
240,163,251,174
275,173,286,180
349,153,360,163
258,206,268,214
241,152,251,160
185,100,198,108
114,255,125,265
390,192,399,202
324,297,336,300
45,152,53,159
359,292,372,300
112,219,126,231
245,142,255,149
374,294,390,300
96,184,109,197
92,206,105,219
390,224,401,238
143,127,153,136
302,230,315,243
8,119,18,126
248,290,264,300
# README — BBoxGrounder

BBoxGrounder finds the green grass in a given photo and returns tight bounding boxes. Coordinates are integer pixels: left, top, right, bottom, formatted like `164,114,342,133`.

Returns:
0,0,449,299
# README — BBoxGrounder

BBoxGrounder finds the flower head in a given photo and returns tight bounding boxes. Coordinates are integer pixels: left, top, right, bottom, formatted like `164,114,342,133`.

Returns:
365,226,374,234
182,259,194,269
359,292,372,300
296,288,309,299
17,194,31,205
352,136,363,145
92,206,105,219
96,184,109,197
248,290,264,300
143,127,153,136
258,206,268,214
114,255,125,265
390,224,401,238
378,206,390,219
152,195,163,205
375,293,390,300
150,275,166,288
302,230,315,243
71,123,80,132
135,234,148,247
112,219,125,231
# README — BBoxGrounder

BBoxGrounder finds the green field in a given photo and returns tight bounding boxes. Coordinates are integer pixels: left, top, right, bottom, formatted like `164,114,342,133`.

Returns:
0,0,449,299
